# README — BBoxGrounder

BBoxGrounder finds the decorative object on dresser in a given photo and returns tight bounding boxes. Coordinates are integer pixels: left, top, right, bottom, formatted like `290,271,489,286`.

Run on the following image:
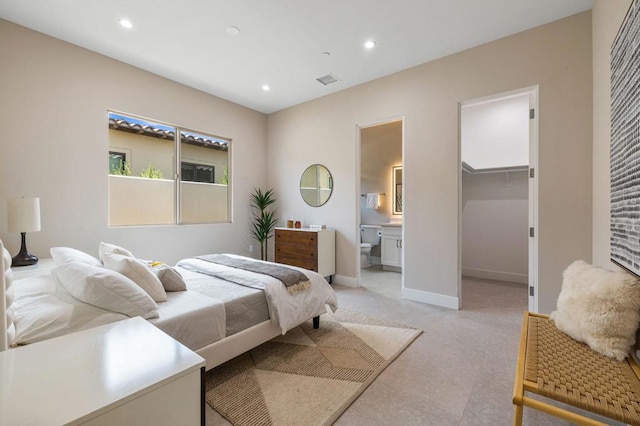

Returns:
6,197,41,267
249,188,278,261
205,309,421,426
275,227,335,282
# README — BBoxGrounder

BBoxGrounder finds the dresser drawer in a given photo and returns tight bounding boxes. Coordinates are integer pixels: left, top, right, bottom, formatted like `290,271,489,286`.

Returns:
275,243,317,259
275,254,318,272
275,230,317,248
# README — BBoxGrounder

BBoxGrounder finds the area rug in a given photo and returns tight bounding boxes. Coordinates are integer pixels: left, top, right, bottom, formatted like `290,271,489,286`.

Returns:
205,310,422,426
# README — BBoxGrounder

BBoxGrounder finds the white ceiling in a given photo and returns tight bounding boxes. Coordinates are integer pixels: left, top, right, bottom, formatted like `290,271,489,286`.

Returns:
461,93,530,170
0,0,592,114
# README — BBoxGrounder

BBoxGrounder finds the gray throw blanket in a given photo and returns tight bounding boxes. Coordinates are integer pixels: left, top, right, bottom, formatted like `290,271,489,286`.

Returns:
197,254,311,294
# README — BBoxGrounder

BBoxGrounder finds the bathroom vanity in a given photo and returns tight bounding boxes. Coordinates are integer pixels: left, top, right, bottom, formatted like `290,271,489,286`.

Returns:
274,227,336,281
381,224,402,272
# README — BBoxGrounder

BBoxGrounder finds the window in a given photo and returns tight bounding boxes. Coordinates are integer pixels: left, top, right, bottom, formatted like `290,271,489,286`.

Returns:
109,151,127,175
108,112,230,226
181,162,214,183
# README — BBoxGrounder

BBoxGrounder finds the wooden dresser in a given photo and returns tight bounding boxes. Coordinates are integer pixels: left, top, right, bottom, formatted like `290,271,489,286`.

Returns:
274,227,335,280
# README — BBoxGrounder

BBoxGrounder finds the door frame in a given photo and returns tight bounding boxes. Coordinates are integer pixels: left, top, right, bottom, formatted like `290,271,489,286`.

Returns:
355,116,405,288
458,86,539,311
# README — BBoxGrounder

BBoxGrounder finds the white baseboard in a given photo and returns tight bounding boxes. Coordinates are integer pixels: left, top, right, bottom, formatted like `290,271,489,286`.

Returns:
462,267,528,284
402,287,459,310
332,274,358,288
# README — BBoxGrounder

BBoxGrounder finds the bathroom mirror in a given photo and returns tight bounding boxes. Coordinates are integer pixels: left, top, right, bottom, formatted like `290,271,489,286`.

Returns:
300,164,333,207
393,166,402,214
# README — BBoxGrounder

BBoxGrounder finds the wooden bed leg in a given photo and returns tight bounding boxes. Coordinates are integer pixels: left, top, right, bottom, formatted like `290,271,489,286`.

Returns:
313,316,320,329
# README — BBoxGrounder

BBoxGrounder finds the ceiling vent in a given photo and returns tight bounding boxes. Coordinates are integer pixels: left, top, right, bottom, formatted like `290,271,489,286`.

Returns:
316,73,340,86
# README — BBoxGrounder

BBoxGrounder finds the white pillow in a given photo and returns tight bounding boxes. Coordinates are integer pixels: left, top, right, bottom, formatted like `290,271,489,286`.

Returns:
52,262,158,319
550,260,640,361
99,242,135,263
103,253,167,302
147,262,187,292
50,247,102,267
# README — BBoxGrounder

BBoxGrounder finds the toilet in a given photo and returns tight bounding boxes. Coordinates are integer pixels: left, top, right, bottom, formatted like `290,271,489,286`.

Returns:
360,225,382,268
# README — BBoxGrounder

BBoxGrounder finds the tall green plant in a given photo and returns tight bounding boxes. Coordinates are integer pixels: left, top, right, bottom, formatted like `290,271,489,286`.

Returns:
250,188,278,261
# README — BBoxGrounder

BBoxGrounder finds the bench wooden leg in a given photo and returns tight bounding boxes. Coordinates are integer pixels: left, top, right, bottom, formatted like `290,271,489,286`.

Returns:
513,404,523,426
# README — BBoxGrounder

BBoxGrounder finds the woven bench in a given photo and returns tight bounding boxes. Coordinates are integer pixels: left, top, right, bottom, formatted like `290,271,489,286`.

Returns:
512,311,640,425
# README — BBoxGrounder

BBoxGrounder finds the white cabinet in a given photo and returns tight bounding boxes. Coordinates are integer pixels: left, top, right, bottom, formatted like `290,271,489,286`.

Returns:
381,225,402,272
0,317,205,426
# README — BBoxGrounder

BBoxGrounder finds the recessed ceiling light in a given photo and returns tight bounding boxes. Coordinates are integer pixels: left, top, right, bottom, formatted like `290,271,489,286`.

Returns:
227,26,240,36
364,40,376,49
262,85,270,91
119,19,133,29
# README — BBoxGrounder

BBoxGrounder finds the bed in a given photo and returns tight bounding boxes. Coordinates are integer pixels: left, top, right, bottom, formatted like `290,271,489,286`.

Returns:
0,240,338,370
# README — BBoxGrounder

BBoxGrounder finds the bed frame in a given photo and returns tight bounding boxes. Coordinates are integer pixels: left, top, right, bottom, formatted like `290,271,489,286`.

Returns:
196,315,320,370
1,240,14,352
0,239,320,371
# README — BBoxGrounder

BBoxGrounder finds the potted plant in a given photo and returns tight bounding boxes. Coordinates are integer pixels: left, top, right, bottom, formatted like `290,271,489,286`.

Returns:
250,188,278,261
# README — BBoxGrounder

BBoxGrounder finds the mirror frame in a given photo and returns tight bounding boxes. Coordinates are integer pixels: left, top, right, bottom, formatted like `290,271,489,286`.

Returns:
300,164,333,207
393,165,402,215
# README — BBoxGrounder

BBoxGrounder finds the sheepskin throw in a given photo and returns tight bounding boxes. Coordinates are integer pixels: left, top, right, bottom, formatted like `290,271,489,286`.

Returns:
550,260,640,361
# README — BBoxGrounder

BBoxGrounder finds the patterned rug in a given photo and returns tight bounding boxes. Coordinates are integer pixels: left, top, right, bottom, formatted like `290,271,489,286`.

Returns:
205,310,422,426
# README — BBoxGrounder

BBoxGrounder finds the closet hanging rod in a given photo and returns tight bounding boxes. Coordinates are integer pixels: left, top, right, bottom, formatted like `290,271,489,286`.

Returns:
360,193,386,197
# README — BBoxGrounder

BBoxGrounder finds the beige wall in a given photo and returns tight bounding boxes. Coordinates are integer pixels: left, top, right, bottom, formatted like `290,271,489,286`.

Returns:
592,0,633,270
268,12,593,311
0,19,267,264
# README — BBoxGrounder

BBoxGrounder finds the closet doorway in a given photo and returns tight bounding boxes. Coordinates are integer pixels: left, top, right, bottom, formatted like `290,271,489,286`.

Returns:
357,118,404,299
459,87,538,312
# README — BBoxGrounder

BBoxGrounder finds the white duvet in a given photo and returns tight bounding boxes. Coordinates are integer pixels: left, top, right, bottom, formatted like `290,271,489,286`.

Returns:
12,273,226,350
13,275,127,345
177,254,338,334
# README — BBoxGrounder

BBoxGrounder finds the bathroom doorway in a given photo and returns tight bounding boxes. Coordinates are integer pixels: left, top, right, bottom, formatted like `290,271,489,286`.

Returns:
459,87,538,312
357,118,404,298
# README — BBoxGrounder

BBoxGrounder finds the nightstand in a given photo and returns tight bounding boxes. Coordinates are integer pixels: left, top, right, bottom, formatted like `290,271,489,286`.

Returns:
0,317,205,425
11,258,56,280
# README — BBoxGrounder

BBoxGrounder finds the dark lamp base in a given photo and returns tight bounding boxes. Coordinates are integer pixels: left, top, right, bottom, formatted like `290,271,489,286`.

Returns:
12,252,38,267
11,232,39,267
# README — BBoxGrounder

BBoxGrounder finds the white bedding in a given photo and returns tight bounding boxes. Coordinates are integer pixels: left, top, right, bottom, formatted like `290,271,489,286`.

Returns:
148,290,225,351
176,254,338,334
13,274,226,350
13,275,126,345
11,253,337,353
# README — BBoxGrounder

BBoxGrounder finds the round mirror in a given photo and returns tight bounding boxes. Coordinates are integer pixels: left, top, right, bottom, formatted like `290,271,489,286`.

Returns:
300,164,333,207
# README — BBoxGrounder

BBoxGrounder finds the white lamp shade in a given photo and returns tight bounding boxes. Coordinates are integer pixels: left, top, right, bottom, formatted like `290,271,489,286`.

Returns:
7,197,41,233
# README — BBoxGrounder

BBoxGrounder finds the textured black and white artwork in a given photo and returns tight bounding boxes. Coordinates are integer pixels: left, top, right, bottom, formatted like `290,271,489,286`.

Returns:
611,0,640,276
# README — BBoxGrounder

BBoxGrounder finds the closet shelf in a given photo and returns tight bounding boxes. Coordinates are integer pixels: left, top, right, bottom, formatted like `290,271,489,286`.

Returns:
461,161,528,175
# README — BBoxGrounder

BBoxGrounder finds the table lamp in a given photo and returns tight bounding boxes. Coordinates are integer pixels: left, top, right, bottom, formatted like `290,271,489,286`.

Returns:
7,197,41,267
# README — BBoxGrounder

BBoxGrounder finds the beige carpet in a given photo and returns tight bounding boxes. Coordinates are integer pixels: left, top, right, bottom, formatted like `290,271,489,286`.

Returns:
205,310,422,426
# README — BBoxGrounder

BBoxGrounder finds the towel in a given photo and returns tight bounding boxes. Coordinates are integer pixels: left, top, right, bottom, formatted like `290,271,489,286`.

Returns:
366,193,379,209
